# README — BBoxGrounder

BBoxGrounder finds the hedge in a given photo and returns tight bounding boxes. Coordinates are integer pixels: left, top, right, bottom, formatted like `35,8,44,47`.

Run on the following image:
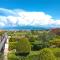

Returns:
16,37,31,56
39,48,56,60
9,42,17,50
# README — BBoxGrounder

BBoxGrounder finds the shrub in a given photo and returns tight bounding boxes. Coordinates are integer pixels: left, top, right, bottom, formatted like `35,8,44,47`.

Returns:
8,53,19,60
49,39,60,47
9,38,17,42
27,54,39,60
9,42,17,50
50,48,60,57
32,41,43,51
25,51,40,60
16,37,31,56
39,48,56,60
29,37,36,42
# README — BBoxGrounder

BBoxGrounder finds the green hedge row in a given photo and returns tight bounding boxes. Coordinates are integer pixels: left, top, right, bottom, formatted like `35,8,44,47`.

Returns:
9,42,17,50
9,38,17,42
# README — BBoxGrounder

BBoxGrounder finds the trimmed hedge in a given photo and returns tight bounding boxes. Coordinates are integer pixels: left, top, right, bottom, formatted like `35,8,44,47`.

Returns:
26,54,39,60
16,38,31,56
8,53,19,60
9,38,17,42
32,41,43,51
50,48,60,57
9,42,17,50
49,39,60,47
39,48,56,60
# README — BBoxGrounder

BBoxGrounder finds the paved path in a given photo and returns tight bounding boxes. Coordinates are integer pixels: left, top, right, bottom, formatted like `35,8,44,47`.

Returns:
4,36,9,60
0,33,8,60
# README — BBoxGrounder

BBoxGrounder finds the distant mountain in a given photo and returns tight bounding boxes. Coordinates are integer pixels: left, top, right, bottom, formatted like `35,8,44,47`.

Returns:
0,26,50,30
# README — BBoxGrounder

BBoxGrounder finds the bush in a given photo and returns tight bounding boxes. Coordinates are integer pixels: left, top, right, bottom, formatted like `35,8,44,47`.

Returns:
9,38,17,42
29,37,36,42
32,41,43,51
39,48,56,60
27,54,39,60
49,39,60,47
50,48,60,57
26,51,40,60
16,38,31,56
9,42,17,50
8,53,19,60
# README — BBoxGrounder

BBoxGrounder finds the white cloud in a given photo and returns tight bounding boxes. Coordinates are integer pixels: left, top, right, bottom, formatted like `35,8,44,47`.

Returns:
0,8,60,28
17,12,52,26
54,20,60,25
0,22,5,27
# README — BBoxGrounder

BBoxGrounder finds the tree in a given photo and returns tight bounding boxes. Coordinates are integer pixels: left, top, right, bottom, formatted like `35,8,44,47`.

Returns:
39,48,56,60
16,37,31,56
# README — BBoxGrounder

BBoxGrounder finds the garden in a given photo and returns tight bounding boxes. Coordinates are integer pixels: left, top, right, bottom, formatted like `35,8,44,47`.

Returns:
8,30,60,60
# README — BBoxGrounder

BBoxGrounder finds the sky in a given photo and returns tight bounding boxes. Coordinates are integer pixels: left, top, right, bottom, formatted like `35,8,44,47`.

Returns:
0,0,60,30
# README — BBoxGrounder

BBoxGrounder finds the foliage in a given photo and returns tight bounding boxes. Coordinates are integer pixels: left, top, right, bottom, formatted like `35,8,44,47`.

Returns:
9,38,17,42
49,39,60,47
16,37,31,56
31,41,43,50
26,51,40,60
50,48,60,60
8,53,19,60
9,42,17,50
31,41,50,51
39,48,56,60
29,36,36,42
50,48,60,57
26,54,39,60
8,51,40,60
8,30,60,60
8,50,19,60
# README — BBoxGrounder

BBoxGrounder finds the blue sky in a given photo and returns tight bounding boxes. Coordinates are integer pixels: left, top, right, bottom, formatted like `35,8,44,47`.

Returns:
0,0,60,19
0,0,60,30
